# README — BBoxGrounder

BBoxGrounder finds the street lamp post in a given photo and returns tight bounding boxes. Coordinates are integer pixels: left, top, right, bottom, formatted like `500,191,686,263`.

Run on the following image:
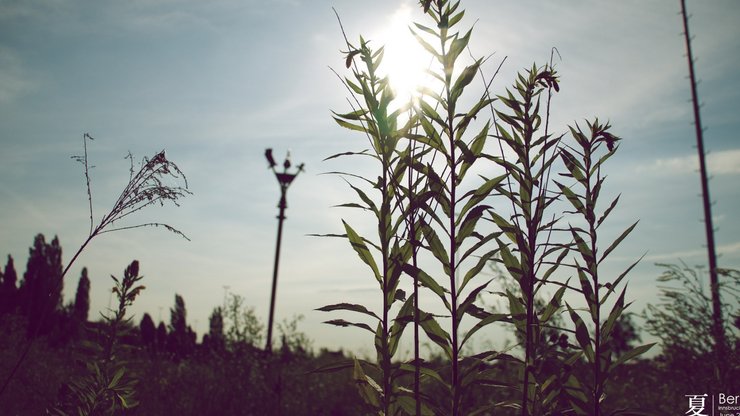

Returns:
264,148,304,352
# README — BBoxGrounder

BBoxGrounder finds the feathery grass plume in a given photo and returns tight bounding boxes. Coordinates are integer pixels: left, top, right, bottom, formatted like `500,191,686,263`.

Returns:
0,133,190,397
48,260,145,415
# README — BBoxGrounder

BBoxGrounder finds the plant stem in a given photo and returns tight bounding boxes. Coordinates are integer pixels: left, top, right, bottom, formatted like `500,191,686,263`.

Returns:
585,143,602,416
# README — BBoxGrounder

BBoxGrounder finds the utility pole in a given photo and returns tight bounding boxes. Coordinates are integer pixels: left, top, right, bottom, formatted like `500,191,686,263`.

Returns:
264,148,304,352
679,0,726,386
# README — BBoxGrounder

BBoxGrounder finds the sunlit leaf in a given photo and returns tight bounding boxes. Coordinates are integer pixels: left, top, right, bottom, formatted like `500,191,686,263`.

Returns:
343,220,381,282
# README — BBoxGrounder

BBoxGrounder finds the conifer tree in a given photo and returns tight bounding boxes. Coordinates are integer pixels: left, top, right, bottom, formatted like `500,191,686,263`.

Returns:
19,234,63,334
168,294,194,357
156,321,167,353
72,268,90,322
207,306,225,352
140,313,156,351
0,255,17,314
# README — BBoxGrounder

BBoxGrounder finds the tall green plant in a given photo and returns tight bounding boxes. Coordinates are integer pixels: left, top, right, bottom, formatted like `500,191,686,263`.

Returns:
401,2,509,414
556,120,653,415
322,2,654,415
318,24,418,415
489,63,569,415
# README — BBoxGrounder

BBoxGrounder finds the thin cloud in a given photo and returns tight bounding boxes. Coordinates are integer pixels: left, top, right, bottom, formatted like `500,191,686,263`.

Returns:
0,47,36,104
637,149,740,176
637,241,740,263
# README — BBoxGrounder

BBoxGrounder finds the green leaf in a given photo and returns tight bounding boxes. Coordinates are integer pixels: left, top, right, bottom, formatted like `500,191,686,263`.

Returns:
316,303,380,321
597,194,620,228
458,173,506,219
389,296,415,356
343,220,381,282
555,180,585,215
395,395,435,416
608,343,655,373
459,250,495,292
567,303,594,363
561,146,586,184
108,367,125,389
461,312,508,348
601,286,626,345
506,290,526,332
332,108,368,121
602,254,644,303
402,264,450,308
420,100,446,130
575,259,596,315
448,10,465,28
333,117,366,133
456,204,488,248
323,319,374,334
353,358,382,408
410,28,441,62
310,359,355,374
420,220,450,272
450,60,481,105
398,362,446,386
540,285,566,323
497,240,522,279
458,279,492,322
570,227,594,268
447,28,472,67
599,221,638,264
489,212,518,244
412,22,436,37
419,312,452,360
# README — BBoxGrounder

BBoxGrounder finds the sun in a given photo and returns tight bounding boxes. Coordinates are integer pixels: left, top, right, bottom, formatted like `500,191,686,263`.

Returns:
376,5,433,105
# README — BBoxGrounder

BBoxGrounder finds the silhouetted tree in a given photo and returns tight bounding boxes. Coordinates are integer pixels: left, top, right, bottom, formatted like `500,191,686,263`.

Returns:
19,234,63,335
0,255,18,314
169,294,187,335
140,313,156,352
205,306,225,353
168,294,194,357
156,321,167,353
72,268,90,322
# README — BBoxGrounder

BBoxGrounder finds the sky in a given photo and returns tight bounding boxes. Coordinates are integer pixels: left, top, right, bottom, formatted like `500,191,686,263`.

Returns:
0,0,738,355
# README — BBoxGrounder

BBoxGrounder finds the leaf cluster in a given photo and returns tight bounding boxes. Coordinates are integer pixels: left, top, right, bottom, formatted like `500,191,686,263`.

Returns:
48,260,144,415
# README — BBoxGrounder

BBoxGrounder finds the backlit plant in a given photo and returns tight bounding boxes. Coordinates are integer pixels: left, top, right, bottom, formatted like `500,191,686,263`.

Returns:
321,1,652,415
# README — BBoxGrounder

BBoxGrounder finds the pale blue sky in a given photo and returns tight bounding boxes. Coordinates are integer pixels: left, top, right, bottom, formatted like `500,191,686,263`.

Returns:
1,0,738,353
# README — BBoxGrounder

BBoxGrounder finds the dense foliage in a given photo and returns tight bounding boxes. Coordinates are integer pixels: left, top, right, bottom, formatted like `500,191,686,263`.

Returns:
0,233,737,414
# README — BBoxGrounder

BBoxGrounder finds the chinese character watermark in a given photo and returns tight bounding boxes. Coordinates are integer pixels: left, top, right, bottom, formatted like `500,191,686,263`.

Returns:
685,394,709,416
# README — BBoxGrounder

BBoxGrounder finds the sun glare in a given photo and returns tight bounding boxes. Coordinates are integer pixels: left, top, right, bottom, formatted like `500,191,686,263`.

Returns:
377,5,432,105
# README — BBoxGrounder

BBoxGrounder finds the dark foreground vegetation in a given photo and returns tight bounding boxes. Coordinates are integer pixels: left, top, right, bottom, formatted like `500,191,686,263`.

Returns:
0,235,737,415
